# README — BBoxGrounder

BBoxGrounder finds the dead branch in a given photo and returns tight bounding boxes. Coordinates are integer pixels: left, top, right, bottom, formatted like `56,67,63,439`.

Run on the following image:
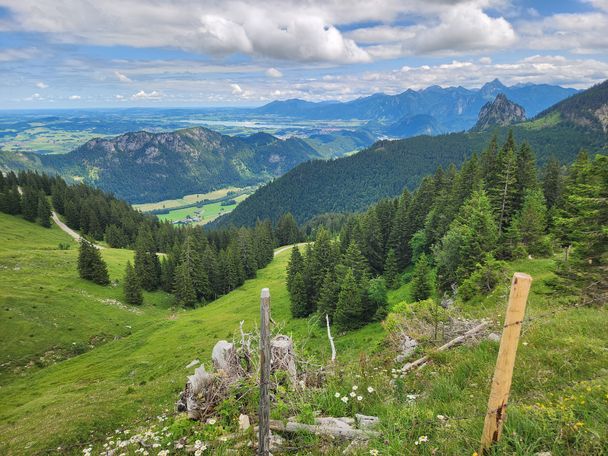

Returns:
267,420,380,440
401,321,490,373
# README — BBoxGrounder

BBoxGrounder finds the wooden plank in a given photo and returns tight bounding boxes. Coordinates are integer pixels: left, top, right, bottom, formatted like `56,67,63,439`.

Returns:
480,272,532,454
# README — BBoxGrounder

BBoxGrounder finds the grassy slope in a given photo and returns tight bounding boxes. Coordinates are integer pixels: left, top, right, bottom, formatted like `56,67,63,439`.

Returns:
0,214,382,455
1,213,606,455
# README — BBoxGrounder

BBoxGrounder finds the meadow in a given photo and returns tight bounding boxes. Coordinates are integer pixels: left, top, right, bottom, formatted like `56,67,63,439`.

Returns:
133,187,248,212
0,212,606,455
155,194,250,224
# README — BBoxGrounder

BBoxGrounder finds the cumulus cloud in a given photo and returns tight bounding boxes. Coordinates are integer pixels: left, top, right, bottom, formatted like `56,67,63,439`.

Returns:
36,81,49,89
114,71,133,83
411,4,516,54
68,95,81,100
131,90,162,100
230,83,243,94
265,67,283,78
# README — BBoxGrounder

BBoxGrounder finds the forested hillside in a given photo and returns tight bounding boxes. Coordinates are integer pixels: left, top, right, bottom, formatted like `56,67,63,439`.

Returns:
284,134,607,332
218,81,608,227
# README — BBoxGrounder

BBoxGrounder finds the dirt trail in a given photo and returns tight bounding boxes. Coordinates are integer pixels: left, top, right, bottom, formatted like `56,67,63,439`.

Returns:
52,212,104,249
274,243,308,257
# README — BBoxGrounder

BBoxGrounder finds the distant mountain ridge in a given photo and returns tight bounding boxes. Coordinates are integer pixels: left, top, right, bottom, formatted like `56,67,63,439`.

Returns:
38,127,321,203
217,80,607,227
472,94,526,131
256,79,577,135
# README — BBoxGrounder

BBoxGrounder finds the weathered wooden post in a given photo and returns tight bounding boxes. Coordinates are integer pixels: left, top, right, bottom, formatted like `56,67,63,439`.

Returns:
480,272,532,454
258,288,271,456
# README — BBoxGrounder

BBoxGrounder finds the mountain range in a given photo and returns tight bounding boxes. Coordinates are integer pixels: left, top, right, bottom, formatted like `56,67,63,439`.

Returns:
216,80,608,227
257,79,577,134
33,128,322,202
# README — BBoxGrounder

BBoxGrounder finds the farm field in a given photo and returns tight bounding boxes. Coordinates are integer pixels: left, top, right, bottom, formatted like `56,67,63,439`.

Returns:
133,187,250,212
155,193,250,224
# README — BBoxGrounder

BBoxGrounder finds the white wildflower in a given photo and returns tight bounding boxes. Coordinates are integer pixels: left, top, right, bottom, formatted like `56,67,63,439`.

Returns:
207,418,217,425
437,414,446,421
349,391,356,397
158,451,169,456
335,392,341,398
370,450,379,456
194,451,202,456
341,396,349,403
415,435,429,445
367,386,374,393
357,395,363,401
352,385,358,391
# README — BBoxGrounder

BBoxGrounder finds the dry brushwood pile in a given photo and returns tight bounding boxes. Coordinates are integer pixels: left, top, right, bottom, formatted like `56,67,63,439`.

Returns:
175,323,382,451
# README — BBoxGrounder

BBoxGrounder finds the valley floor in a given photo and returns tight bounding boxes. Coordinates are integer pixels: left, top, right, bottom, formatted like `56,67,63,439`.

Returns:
0,213,606,455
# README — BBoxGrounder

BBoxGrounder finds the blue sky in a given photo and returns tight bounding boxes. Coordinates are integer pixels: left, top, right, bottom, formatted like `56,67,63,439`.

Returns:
0,0,607,108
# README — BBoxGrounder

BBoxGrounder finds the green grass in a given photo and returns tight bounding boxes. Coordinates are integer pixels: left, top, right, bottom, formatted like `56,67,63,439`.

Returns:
156,193,249,224
1,213,606,455
0,213,382,455
133,187,249,212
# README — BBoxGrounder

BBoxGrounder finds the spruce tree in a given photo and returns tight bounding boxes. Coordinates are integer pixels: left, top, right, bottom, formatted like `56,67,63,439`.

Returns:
173,260,197,307
124,260,143,305
78,239,110,285
387,189,411,269
286,245,304,294
276,212,300,246
36,192,52,228
134,227,161,291
491,143,518,234
516,189,548,255
317,269,340,323
367,277,388,321
21,187,38,222
543,156,563,209
410,253,432,302
515,142,538,209
341,240,369,282
434,189,498,291
383,248,399,289
334,269,364,330
289,272,309,318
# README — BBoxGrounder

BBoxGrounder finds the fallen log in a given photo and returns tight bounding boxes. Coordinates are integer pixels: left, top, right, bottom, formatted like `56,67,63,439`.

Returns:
401,321,490,374
267,420,381,439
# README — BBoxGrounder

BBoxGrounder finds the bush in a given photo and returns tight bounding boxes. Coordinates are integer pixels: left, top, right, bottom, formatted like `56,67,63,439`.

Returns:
458,255,508,301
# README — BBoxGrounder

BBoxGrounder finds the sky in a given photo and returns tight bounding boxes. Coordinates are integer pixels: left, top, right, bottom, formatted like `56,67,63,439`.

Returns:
0,0,607,108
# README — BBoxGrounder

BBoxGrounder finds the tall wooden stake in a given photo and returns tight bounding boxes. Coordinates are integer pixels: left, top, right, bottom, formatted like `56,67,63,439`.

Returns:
480,272,532,454
258,288,271,456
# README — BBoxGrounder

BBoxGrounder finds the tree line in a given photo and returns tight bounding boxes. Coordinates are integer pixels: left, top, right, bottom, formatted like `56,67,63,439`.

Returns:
286,132,607,330
1,170,306,309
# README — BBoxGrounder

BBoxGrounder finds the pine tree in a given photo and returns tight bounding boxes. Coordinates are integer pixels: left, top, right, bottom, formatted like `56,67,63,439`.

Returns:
179,235,210,302
383,248,399,289
78,239,109,285
367,277,388,321
36,192,52,228
434,189,498,291
237,227,258,279
173,260,197,307
516,189,548,255
286,245,304,294
317,269,340,323
543,156,564,209
410,253,432,302
491,142,518,234
289,272,309,318
4,187,21,215
387,189,411,270
515,142,538,210
276,212,300,246
360,207,385,274
341,240,369,282
334,269,364,330
308,227,334,305
124,260,143,305
21,187,38,222
134,227,161,291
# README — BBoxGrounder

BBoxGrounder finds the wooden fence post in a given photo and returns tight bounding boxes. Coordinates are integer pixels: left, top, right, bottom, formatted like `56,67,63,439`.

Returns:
258,288,271,456
480,272,532,454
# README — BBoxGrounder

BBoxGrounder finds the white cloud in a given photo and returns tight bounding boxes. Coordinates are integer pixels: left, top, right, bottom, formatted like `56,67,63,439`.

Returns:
230,83,243,94
114,71,133,83
265,67,283,78
584,0,608,12
479,56,492,64
36,81,49,89
68,95,81,100
517,12,608,54
131,90,162,100
411,4,516,54
0,47,39,62
24,93,43,101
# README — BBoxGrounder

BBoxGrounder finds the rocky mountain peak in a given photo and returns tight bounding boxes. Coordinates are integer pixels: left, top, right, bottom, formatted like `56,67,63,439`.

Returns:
472,93,526,131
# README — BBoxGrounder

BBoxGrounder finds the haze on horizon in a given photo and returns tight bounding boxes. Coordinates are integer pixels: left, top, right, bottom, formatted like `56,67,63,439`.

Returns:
0,0,607,109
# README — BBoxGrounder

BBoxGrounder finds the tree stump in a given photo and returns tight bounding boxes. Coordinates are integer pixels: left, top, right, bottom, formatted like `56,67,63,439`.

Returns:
270,335,297,385
212,340,243,379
